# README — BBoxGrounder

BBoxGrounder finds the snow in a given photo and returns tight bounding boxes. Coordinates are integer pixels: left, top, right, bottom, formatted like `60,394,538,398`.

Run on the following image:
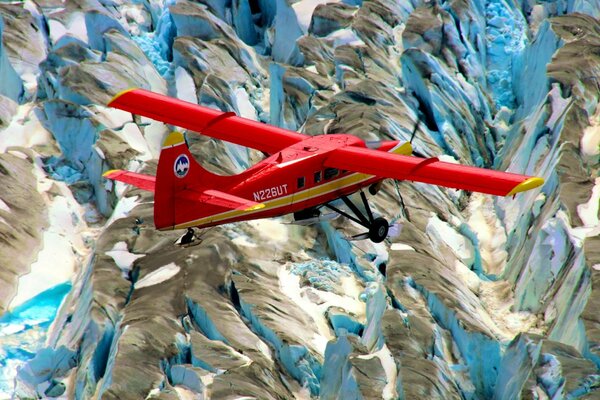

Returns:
8,192,87,308
279,264,366,354
0,104,53,153
390,243,415,251
105,242,145,277
292,0,340,32
356,344,397,399
247,219,289,245
426,213,475,268
135,263,180,289
105,195,140,225
175,67,197,104
577,177,600,227
326,28,365,47
466,194,508,276
117,123,153,161
234,87,258,120
0,199,10,213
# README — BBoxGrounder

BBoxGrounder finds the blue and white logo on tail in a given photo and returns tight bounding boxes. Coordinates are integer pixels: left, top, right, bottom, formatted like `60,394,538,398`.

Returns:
174,154,190,178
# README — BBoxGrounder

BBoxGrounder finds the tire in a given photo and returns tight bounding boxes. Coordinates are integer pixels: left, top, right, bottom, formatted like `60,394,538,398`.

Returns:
369,217,389,243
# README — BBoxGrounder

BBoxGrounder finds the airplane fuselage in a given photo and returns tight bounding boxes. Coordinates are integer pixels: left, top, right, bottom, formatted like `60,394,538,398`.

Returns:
171,134,407,230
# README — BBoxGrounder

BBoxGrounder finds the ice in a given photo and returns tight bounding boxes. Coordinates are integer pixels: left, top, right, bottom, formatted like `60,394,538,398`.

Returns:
292,0,340,32
105,195,140,225
135,263,180,289
577,177,600,228
272,0,305,65
105,242,145,277
326,28,365,47
426,213,475,268
0,18,23,102
0,283,72,395
175,67,197,104
8,191,87,308
0,199,10,213
0,104,52,153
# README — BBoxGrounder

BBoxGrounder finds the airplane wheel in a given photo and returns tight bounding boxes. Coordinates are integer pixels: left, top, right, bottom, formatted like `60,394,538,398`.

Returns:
369,217,389,243
369,182,383,195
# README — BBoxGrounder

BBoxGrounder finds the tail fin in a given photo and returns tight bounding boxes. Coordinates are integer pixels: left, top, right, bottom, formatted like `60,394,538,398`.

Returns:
154,131,221,230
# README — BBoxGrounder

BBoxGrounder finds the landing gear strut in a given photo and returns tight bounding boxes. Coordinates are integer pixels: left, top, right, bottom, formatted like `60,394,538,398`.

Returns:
325,191,389,243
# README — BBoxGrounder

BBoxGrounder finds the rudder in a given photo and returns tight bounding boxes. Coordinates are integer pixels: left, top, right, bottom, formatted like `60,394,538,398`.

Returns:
154,131,218,230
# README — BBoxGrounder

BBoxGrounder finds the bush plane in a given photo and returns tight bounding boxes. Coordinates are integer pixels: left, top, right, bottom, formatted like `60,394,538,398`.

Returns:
103,89,544,243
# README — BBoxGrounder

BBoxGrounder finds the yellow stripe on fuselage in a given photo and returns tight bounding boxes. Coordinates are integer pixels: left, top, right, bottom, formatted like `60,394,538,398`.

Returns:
172,142,412,229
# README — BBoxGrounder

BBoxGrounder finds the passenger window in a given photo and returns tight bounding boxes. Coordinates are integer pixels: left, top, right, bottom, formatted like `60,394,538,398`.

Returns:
314,171,322,183
297,176,305,188
324,168,339,180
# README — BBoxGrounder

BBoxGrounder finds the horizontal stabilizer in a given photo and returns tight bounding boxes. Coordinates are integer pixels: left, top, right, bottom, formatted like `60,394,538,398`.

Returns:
178,188,265,211
325,146,544,196
103,170,156,192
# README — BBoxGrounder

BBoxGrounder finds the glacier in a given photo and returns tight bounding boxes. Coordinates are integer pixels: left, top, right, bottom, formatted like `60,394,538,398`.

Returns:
0,0,598,399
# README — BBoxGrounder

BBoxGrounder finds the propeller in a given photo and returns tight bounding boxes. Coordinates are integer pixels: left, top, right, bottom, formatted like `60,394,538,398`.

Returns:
409,119,427,158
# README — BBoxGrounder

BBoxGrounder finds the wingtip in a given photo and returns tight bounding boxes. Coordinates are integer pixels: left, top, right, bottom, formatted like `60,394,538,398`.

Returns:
392,142,413,156
103,169,121,178
108,88,137,106
507,177,545,196
162,131,186,148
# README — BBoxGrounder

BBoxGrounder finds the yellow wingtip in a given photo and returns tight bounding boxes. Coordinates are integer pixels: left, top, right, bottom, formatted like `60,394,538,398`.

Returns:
245,203,266,211
507,177,545,196
108,88,137,105
103,169,121,178
393,142,413,156
162,131,186,148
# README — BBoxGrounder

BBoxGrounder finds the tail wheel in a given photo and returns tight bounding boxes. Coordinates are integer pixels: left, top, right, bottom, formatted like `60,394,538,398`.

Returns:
369,217,389,243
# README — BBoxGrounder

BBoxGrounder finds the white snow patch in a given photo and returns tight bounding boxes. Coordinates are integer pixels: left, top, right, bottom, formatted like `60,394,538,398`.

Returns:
326,28,365,47
106,195,140,225
438,154,459,164
0,104,52,153
292,0,340,31
136,263,181,289
0,199,10,213
175,67,198,104
141,117,169,159
234,87,258,120
454,260,481,294
467,194,508,275
8,195,85,308
279,267,366,355
105,241,145,276
355,344,398,399
92,106,133,129
426,213,475,267
390,242,415,251
47,19,67,44
231,233,257,248
117,122,153,161
582,101,600,157
247,219,289,244
593,264,600,271
577,177,600,228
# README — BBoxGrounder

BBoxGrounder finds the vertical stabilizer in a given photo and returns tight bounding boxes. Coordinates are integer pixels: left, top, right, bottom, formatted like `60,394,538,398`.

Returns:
154,132,216,230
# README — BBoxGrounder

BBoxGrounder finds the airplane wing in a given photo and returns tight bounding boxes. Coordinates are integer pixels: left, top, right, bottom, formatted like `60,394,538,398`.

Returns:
103,170,156,192
324,147,544,196
178,188,265,211
108,88,307,154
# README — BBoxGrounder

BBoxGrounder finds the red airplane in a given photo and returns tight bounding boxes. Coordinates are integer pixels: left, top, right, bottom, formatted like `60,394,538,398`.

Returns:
103,88,544,243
